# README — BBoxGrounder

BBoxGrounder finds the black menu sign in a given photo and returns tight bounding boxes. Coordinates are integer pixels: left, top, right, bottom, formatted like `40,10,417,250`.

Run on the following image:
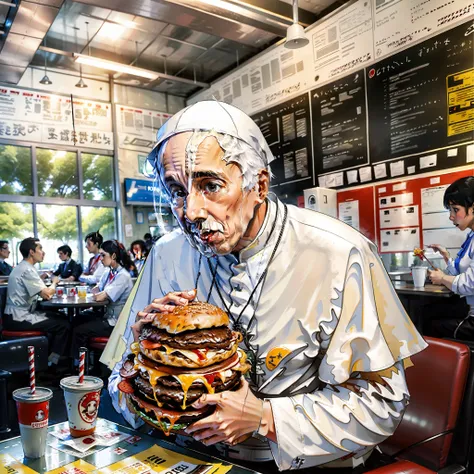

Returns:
311,70,368,175
368,20,474,164
252,92,313,191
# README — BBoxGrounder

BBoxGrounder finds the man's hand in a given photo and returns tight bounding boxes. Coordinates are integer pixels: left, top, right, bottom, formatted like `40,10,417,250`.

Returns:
51,276,59,286
132,289,197,342
39,287,55,300
40,272,50,281
93,291,109,302
185,379,267,446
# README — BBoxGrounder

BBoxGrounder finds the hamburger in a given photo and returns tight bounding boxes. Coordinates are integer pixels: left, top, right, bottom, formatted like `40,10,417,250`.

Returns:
118,301,250,435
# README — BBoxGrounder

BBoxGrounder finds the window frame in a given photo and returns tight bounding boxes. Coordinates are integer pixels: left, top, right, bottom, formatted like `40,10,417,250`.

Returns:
0,138,118,265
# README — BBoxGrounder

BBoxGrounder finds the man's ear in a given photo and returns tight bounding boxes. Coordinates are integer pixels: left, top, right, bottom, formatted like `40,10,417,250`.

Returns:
256,169,269,203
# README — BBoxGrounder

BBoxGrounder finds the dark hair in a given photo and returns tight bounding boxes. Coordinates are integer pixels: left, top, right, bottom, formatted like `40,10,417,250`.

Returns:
443,176,474,211
57,245,72,257
85,231,103,246
20,237,40,258
144,233,152,240
0,240,8,250
130,240,148,257
101,240,136,272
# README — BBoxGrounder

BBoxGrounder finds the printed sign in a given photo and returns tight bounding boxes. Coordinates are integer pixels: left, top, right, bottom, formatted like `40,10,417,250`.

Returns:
0,88,113,150
94,445,231,474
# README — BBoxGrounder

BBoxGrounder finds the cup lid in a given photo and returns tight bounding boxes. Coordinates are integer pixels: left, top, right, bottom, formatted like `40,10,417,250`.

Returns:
13,387,53,403
60,376,104,392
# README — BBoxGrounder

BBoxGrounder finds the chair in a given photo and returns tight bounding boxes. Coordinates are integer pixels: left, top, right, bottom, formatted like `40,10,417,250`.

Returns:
367,336,472,474
0,315,46,339
0,336,48,439
88,336,109,376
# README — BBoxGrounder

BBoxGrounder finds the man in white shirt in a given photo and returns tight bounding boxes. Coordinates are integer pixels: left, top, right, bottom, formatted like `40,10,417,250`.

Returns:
79,231,105,284
4,237,71,366
107,101,427,472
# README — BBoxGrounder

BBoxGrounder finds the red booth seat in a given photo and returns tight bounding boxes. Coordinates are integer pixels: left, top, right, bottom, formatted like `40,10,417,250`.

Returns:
368,460,434,474
89,337,109,350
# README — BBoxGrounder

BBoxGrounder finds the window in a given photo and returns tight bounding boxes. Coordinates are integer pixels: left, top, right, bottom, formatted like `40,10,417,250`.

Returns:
37,149,79,198
82,153,114,200
0,141,117,267
0,202,33,265
81,206,116,258
0,145,32,195
36,204,79,270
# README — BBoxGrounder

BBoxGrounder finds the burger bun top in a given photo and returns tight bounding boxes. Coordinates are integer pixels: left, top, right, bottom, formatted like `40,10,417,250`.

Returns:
152,301,229,334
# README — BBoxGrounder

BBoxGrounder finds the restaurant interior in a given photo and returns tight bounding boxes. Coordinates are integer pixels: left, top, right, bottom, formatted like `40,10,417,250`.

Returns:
0,0,473,472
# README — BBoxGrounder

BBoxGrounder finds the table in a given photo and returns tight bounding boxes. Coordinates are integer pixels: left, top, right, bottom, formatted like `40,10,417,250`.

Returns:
0,418,254,473
392,281,454,297
393,281,455,334
40,295,107,322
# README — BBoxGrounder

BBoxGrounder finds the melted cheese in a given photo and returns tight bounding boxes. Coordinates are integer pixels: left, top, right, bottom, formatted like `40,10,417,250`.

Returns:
131,343,246,410
135,356,217,409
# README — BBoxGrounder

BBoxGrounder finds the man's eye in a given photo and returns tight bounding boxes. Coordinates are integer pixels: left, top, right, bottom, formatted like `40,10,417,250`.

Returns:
170,188,187,199
204,182,222,193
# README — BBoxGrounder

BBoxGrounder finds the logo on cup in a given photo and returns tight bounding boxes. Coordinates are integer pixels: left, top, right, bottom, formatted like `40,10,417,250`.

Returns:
35,410,45,421
67,287,77,297
56,287,64,297
79,391,100,423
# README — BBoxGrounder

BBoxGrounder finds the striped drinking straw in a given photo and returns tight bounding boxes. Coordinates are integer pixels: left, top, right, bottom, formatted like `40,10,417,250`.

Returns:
28,346,35,395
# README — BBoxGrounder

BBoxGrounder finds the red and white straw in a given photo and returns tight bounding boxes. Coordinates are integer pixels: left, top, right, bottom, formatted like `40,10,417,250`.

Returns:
28,346,35,395
78,350,85,384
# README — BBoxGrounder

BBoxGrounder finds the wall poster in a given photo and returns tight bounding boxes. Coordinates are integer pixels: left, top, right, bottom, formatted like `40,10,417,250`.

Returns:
0,87,113,150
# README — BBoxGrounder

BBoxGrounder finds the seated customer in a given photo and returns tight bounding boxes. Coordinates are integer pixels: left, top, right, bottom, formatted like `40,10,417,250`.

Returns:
0,240,13,276
72,240,133,361
53,245,82,281
79,231,105,285
4,237,70,366
129,239,148,273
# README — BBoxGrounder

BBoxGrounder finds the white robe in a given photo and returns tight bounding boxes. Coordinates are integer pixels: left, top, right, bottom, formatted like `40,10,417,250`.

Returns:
107,196,427,470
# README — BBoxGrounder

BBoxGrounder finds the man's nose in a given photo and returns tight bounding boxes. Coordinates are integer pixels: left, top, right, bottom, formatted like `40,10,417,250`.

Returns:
185,190,208,223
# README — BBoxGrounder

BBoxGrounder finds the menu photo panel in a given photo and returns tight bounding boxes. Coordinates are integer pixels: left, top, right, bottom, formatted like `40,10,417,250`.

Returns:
252,92,314,191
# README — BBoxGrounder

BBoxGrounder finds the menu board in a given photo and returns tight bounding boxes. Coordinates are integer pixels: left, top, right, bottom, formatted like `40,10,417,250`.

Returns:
374,0,474,59
367,20,474,165
189,0,374,115
0,87,113,150
116,105,171,152
252,92,313,191
311,70,368,175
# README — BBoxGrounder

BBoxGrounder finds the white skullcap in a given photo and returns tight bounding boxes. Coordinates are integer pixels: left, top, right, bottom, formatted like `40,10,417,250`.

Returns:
147,100,274,169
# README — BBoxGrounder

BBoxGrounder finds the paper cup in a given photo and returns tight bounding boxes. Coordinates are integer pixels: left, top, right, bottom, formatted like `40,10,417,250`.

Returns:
13,387,52,458
412,267,427,288
60,376,103,437
55,287,64,298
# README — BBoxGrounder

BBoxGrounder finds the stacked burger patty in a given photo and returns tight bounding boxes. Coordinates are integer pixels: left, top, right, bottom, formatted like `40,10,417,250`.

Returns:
118,302,250,434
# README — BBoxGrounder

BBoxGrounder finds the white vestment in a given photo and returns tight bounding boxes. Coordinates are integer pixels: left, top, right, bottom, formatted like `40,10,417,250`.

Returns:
107,196,427,470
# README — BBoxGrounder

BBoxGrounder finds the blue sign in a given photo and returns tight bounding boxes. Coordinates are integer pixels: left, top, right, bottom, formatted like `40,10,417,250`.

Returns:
124,178,169,205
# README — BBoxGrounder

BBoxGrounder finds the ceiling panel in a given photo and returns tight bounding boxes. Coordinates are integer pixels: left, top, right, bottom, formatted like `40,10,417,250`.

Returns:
0,0,344,98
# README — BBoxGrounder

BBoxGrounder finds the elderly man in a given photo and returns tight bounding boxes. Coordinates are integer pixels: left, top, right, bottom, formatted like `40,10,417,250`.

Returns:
108,101,426,472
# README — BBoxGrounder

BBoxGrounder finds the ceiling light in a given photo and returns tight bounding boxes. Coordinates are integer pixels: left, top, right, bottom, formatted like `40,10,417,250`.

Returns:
285,0,309,49
39,41,52,85
99,23,126,41
39,74,52,85
74,53,159,80
75,64,88,88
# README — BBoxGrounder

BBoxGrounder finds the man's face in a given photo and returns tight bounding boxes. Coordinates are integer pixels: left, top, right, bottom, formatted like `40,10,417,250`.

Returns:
161,133,264,256
86,238,98,253
31,243,45,263
0,244,10,260
58,250,68,262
